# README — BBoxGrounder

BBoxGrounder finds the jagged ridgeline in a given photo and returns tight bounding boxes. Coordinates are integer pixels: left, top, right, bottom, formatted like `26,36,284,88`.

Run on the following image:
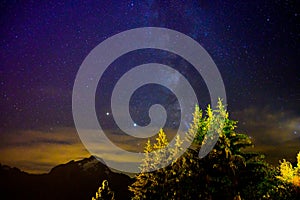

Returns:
0,157,132,200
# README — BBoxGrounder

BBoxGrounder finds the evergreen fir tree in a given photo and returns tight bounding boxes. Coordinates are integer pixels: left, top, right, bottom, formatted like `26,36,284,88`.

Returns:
129,129,170,200
129,99,298,199
92,180,114,200
129,139,155,199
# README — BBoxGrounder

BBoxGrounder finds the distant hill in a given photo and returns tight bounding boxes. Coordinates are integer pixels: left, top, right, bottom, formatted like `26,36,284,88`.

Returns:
0,156,132,200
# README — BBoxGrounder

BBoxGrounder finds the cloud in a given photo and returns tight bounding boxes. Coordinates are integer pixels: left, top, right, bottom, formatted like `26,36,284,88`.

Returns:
232,107,300,144
1,107,298,173
0,127,177,174
231,107,300,164
0,127,90,173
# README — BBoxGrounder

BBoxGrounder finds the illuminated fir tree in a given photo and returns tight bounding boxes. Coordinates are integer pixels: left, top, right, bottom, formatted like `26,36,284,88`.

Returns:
277,151,300,187
129,99,299,199
92,180,114,200
129,139,155,199
260,152,300,200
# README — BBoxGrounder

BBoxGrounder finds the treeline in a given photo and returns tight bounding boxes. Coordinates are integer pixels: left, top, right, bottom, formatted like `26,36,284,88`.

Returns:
93,100,300,200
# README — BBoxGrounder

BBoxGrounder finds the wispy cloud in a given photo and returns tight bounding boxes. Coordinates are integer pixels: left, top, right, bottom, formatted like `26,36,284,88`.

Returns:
1,107,299,173
0,127,90,173
231,107,300,164
0,127,176,174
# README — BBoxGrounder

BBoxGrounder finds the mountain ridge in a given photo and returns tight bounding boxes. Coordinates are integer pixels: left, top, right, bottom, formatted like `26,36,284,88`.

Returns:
0,156,132,200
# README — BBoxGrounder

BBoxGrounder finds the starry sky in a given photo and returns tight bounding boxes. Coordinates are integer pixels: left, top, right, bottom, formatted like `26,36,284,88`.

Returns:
0,0,299,173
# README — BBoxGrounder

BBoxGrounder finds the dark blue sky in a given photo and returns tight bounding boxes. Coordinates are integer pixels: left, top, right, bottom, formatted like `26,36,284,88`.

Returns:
1,1,298,129
0,0,299,172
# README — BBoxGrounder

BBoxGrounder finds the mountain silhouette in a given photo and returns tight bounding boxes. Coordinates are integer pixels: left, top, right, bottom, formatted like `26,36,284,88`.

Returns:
0,156,132,200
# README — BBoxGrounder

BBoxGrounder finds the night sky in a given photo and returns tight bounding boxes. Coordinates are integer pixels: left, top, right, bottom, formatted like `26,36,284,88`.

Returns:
0,0,299,173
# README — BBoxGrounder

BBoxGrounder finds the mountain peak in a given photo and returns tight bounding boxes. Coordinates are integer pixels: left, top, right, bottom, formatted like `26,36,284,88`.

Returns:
0,157,132,200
